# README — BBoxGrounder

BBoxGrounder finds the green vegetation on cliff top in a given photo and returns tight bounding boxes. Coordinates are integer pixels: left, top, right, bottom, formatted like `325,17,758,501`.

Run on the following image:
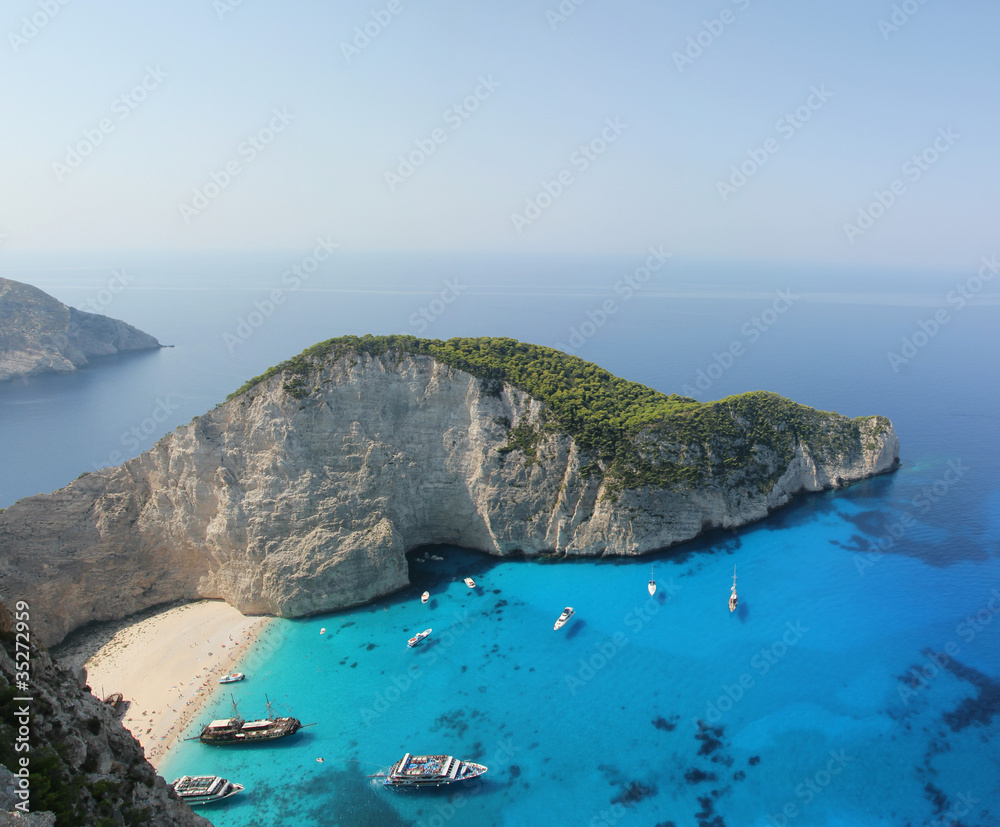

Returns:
227,334,889,489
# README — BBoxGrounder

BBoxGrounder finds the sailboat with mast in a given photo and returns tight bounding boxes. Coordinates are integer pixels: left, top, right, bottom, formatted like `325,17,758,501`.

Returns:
647,565,656,597
198,695,306,745
728,566,738,613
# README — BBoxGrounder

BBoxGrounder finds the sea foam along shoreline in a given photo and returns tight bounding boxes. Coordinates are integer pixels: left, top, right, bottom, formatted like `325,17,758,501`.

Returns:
72,599,272,768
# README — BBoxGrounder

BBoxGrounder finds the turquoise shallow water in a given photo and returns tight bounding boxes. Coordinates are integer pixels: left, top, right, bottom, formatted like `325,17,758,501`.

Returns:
160,477,1000,827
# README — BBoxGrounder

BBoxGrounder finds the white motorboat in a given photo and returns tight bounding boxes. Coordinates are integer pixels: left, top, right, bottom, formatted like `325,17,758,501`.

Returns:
421,591,429,604
407,629,432,648
553,607,575,630
217,673,245,684
463,577,476,589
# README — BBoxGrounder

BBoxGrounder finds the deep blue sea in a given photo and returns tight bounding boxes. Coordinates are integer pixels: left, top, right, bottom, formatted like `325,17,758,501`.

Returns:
1,251,998,826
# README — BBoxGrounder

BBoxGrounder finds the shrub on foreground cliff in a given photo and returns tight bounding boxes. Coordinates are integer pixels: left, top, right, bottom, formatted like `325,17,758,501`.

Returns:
228,335,889,491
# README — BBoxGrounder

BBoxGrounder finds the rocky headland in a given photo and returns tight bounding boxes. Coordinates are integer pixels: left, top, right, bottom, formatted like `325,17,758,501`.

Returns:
0,278,160,383
0,600,210,826
0,335,899,647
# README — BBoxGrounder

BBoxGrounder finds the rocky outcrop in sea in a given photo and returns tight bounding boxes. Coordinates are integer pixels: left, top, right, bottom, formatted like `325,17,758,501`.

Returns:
0,337,899,646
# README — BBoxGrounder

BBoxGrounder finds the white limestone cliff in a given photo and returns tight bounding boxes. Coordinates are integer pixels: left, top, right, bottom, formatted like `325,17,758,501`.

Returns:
0,350,899,646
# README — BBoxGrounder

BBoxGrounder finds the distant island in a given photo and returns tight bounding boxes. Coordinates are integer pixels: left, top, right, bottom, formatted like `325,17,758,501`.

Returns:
0,335,899,646
0,277,161,382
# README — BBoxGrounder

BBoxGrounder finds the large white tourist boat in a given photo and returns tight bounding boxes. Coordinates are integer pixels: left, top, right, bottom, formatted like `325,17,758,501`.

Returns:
171,775,244,806
371,753,487,787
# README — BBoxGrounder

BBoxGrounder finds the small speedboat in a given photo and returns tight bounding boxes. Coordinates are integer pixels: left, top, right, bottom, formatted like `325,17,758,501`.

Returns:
429,555,444,561
217,673,245,684
407,629,432,648
320,627,326,635
554,607,575,630
464,577,476,589
421,591,429,604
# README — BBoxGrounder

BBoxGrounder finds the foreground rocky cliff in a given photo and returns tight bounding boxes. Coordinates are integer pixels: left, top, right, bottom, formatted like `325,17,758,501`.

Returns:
0,336,899,646
0,278,160,382
0,601,209,826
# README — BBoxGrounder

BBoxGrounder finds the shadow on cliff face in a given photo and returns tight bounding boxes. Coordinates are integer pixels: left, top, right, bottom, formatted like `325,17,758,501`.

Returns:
755,469,902,533
761,478,879,532
643,473,908,571
404,544,506,588
400,528,750,596
51,597,191,671
400,482,900,580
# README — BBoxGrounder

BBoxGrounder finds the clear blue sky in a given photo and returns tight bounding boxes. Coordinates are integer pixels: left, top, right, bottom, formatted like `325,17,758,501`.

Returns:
2,0,997,267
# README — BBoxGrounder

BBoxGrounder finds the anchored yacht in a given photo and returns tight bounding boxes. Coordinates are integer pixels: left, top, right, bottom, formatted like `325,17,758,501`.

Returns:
198,696,304,745
171,775,244,806
371,753,487,788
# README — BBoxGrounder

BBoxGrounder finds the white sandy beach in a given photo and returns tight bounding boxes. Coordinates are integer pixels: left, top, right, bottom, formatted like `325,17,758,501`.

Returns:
81,600,271,768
